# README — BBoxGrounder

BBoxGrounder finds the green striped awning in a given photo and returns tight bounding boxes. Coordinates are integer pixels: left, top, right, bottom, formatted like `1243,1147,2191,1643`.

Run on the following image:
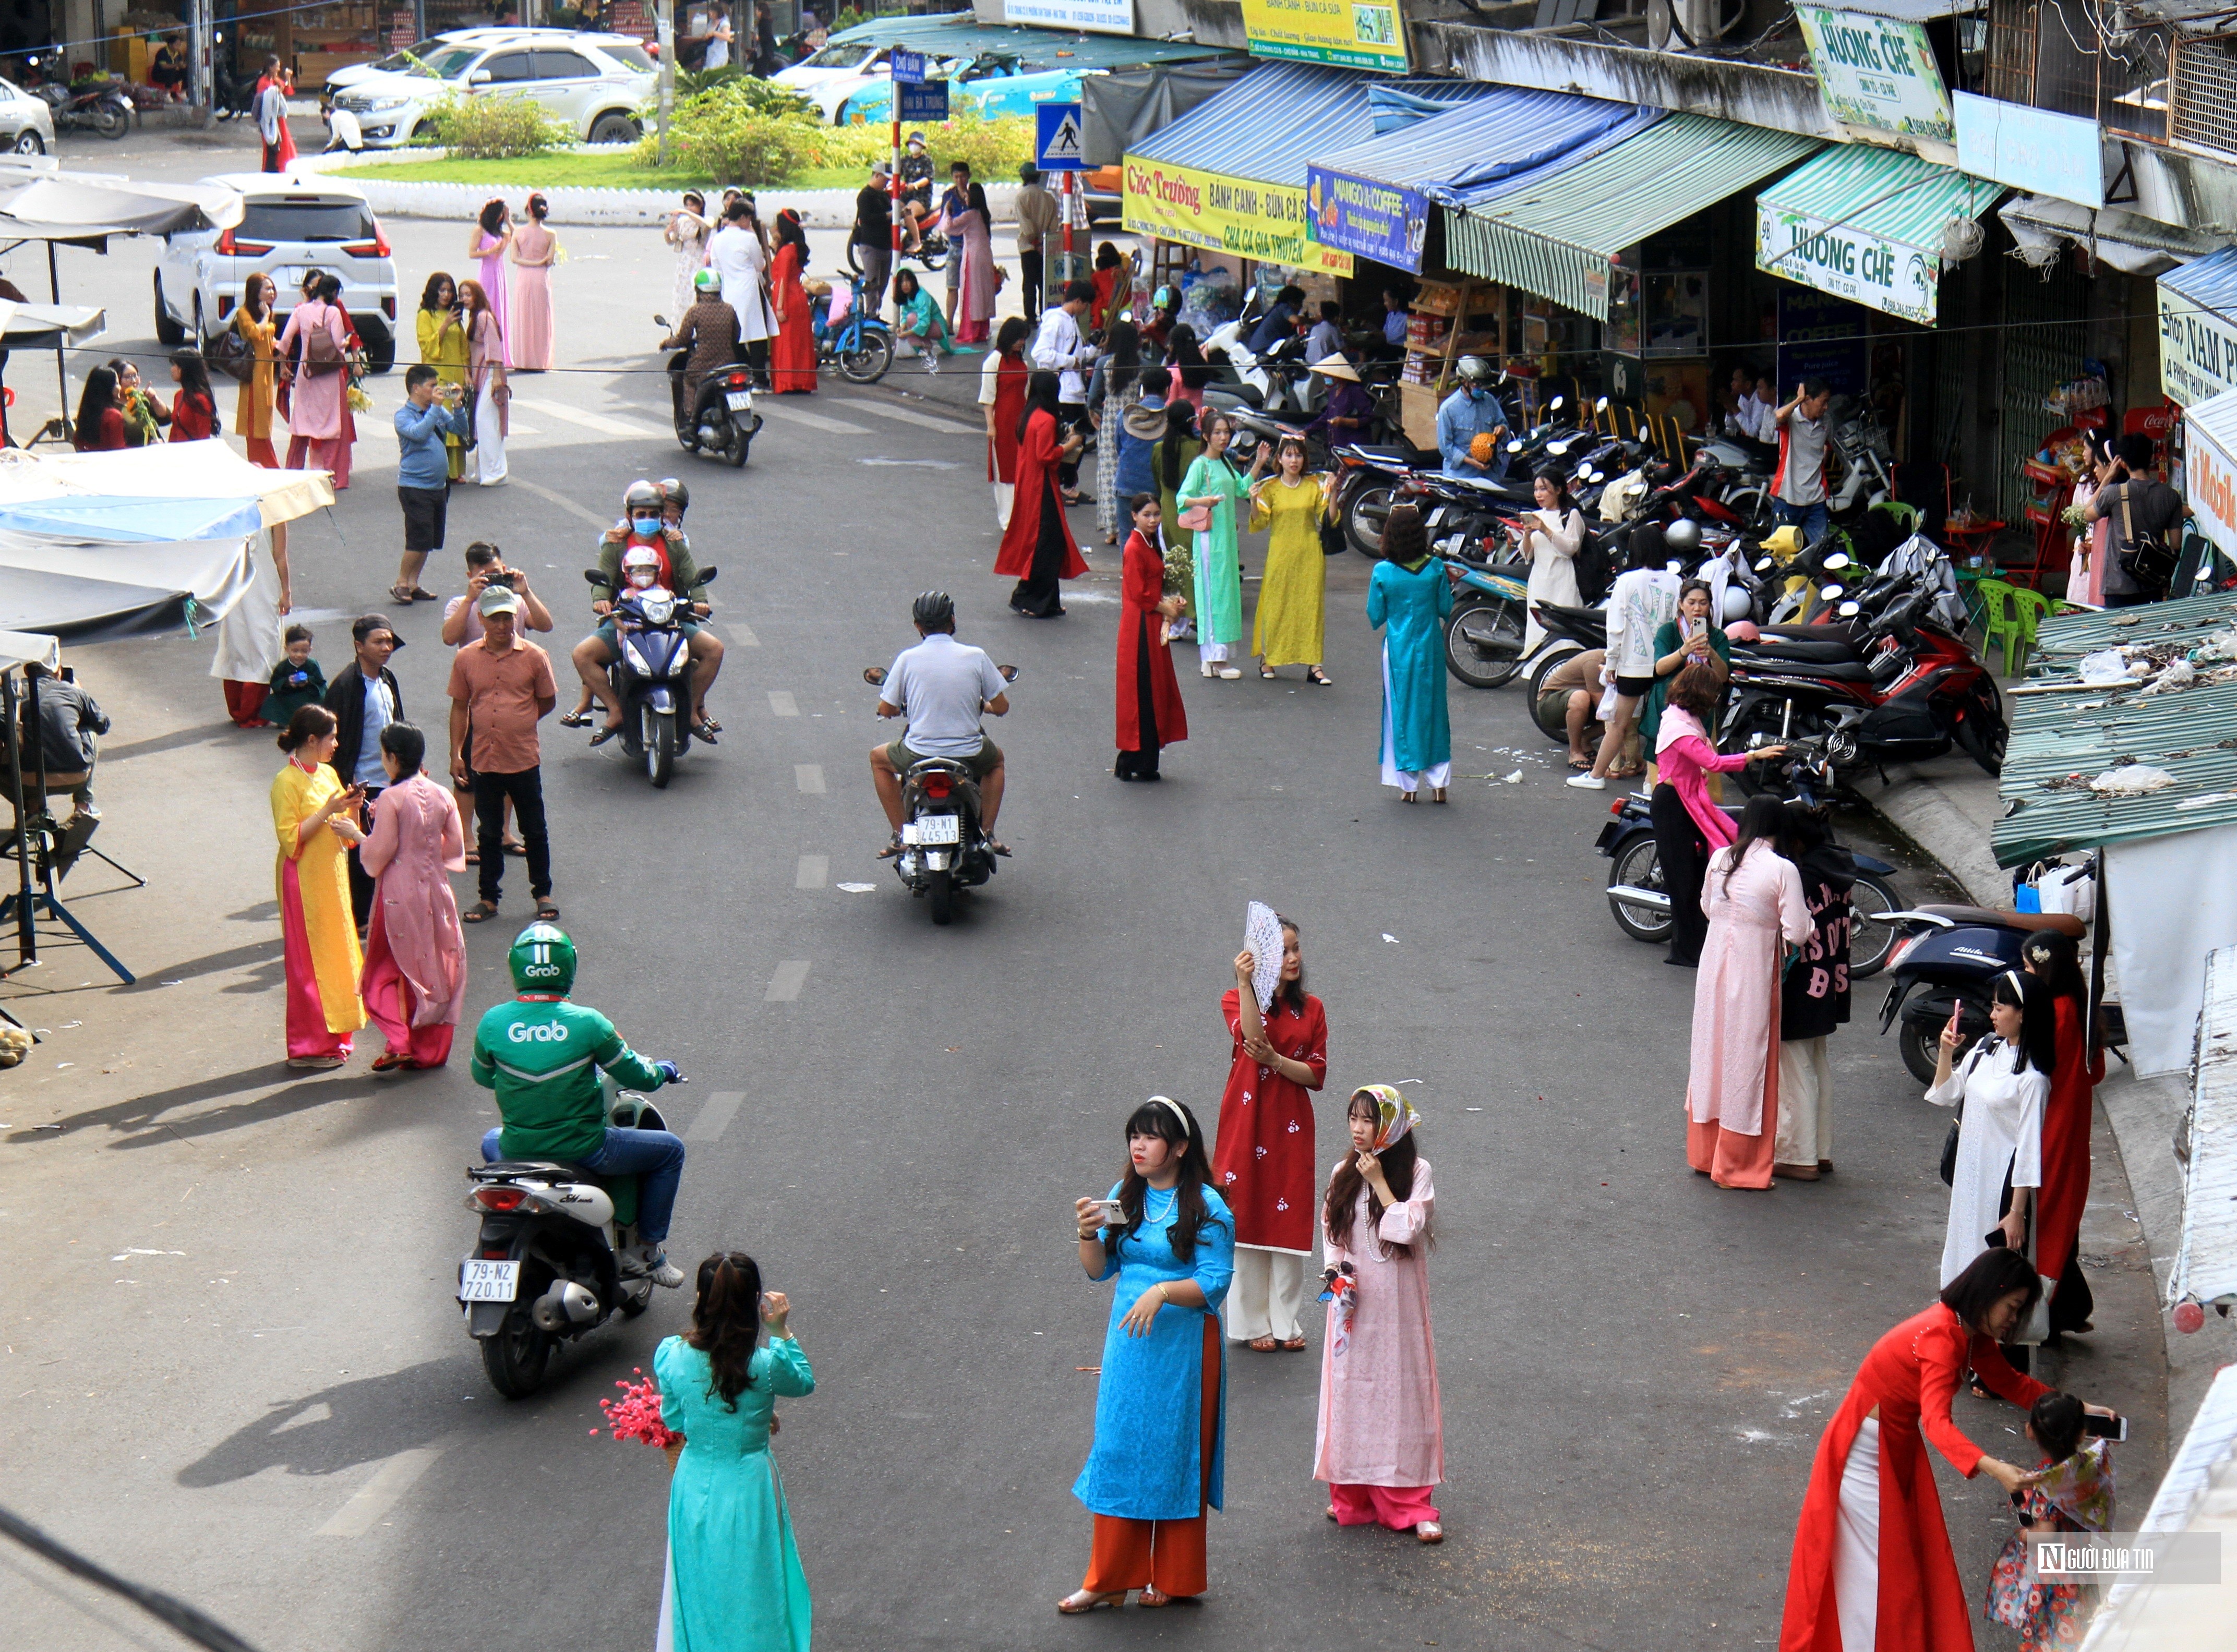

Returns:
1441,115,1821,320
1754,144,2004,325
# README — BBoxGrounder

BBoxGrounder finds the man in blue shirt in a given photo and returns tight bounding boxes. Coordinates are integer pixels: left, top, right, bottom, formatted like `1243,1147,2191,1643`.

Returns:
1246,283,1306,356
1436,356,1510,483
393,364,472,604
321,613,404,931
1370,286,1409,361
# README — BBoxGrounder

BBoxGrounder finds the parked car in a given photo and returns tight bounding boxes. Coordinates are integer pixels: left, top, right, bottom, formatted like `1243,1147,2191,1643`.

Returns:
323,28,525,94
0,74,55,154
332,30,654,147
836,52,1090,125
154,172,401,372
771,37,904,124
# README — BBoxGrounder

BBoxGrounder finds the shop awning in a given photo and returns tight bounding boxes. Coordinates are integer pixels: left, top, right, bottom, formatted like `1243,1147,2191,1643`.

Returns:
1304,89,1651,272
1440,114,1820,319
2159,246,2237,406
1123,61,1489,276
1755,143,2002,325
2000,194,2222,278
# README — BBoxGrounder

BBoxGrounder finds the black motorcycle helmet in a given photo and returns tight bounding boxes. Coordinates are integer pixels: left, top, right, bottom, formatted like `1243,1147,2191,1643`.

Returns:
658,477,690,515
911,590,955,632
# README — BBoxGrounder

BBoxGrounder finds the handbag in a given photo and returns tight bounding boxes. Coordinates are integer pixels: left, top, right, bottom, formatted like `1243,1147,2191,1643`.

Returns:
1938,1116,1961,1186
2118,486,2180,589
1178,503,1212,533
209,323,255,384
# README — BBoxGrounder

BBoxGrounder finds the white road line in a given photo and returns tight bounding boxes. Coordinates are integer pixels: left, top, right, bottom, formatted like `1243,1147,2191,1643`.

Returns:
509,478,609,528
756,402,870,436
795,763,825,794
833,399,979,435
513,396,667,439
685,1091,745,1143
796,853,828,889
730,622,760,646
765,961,811,1002
316,1442,449,1537
768,690,799,717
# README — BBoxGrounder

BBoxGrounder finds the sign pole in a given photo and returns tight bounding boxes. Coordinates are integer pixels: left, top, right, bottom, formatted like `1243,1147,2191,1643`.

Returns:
889,101,900,324
655,0,675,166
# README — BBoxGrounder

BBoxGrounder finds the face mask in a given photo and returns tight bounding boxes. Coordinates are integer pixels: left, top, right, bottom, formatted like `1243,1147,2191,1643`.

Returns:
632,517,662,536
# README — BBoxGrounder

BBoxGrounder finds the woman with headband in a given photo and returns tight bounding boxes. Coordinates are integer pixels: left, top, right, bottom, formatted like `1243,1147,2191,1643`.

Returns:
1064,1097,1234,1613
2020,929,2102,1344
1315,1086,1443,1543
1926,970,2056,1324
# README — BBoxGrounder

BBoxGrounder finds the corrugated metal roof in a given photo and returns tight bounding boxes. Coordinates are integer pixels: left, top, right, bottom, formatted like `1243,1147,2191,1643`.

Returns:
1991,589,2237,867
1757,143,2003,257
1128,61,1486,187
827,16,1215,67
1441,114,1822,320
2161,244,2237,319
2170,945,2237,1310
1307,87,1648,209
1999,194,2224,278
1832,0,1985,18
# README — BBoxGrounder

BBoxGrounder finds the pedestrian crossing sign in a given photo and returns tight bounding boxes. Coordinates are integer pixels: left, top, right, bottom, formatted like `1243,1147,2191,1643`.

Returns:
1036,102,1086,171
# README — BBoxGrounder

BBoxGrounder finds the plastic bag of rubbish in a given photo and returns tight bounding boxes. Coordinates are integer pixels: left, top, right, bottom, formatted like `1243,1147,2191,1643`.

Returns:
2090,765,2178,794
2139,658,2197,696
2077,648,2130,685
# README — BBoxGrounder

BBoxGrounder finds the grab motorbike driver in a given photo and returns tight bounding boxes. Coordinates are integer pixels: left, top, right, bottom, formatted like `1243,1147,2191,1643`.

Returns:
473,923,689,1287
569,480,725,744
870,589,1009,859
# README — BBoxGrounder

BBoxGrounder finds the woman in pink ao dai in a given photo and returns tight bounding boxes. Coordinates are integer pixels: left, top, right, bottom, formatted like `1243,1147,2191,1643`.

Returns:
1315,1084,1443,1542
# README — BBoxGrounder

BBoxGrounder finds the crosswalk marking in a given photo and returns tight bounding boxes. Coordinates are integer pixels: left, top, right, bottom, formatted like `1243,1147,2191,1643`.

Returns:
512,397,666,439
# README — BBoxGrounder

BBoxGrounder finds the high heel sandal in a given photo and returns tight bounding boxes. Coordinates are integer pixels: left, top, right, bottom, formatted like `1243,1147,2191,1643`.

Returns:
1307,666,1331,686
1056,1590,1125,1614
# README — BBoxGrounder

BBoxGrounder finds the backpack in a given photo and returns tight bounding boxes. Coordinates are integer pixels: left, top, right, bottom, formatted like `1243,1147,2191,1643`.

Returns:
297,305,346,377
1572,526,1613,602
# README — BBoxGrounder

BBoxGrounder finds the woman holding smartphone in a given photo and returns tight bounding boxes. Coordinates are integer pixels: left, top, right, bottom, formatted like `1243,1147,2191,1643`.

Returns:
270,704,367,1069
1928,971,2055,1303
1064,1098,1233,1613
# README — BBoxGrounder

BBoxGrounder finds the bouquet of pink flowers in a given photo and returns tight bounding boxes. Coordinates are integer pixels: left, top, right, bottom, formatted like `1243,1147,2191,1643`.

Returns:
593,1369,677,1449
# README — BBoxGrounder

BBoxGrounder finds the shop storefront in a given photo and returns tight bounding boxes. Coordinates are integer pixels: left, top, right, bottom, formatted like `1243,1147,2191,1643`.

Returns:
2159,246,2237,409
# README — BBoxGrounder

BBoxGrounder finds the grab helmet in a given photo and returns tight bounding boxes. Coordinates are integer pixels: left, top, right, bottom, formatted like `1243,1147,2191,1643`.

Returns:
693,267,721,293
509,923,576,995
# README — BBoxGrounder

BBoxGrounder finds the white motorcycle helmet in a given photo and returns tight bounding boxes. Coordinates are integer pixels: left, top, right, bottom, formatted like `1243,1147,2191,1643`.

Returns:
621,546,665,591
1721,584,1754,623
1662,518,1702,558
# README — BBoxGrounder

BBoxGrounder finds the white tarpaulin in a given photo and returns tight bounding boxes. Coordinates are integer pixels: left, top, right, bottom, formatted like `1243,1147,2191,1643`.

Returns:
2104,823,2237,1077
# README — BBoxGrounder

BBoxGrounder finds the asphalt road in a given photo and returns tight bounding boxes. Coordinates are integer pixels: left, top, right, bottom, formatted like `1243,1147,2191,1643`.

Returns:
0,138,2168,1651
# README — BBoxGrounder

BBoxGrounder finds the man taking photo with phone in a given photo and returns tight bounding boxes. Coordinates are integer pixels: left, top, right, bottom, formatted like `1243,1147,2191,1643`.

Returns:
393,364,473,607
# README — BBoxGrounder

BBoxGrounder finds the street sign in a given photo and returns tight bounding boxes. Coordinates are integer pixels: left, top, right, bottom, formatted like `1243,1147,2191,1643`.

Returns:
898,81,947,122
891,48,927,85
1035,101,1086,171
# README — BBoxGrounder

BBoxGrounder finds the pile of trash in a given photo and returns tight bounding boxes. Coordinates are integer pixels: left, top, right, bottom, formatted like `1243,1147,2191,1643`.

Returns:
2072,629,2237,699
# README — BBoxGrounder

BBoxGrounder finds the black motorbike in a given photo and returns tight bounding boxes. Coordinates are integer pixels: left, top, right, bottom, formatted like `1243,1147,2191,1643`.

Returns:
584,566,717,788
862,662,1019,925
844,225,948,275
33,78,131,139
654,316,759,467
1877,903,2089,1082
459,1088,672,1398
1592,732,1905,974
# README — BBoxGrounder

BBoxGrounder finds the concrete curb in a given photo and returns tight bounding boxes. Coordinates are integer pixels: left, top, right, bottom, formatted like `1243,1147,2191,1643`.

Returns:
295,148,1021,228
1856,762,2237,1434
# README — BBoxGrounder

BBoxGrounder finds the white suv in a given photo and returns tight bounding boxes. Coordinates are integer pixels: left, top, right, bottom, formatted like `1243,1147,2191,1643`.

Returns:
333,30,655,148
154,173,401,372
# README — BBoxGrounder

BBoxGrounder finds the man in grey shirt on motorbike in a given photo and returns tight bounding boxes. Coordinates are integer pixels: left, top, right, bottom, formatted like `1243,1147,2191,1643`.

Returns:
870,591,1011,857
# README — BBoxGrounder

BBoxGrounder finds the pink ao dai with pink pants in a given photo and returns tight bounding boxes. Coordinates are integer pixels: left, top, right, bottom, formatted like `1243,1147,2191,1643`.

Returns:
358,773,467,1068
1686,840,1811,1189
1315,1159,1442,1529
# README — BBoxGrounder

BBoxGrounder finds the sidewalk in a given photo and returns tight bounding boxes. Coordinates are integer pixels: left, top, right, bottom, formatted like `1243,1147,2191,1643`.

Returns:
1855,748,2237,1434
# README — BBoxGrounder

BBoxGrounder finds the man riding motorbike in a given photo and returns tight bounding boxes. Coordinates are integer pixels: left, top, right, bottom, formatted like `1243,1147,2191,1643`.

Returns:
473,922,689,1287
870,590,1010,859
1437,355,1511,485
568,480,725,745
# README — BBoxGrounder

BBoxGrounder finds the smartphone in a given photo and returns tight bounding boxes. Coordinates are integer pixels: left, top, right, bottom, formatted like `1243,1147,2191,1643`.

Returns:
1985,1227,2011,1249
2082,1412,2128,1442
1086,1198,1126,1228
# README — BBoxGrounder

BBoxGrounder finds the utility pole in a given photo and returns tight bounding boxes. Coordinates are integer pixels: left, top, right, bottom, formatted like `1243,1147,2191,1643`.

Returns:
190,0,212,124
656,0,675,166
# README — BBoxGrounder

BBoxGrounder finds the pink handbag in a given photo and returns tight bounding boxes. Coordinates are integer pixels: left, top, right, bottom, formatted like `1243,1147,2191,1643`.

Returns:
1177,503,1212,532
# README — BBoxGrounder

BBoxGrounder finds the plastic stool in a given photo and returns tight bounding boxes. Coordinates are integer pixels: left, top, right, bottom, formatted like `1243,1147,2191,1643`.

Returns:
1976,580,2052,676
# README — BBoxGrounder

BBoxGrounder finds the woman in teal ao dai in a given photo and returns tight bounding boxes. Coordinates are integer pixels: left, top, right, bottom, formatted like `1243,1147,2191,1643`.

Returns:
1176,411,1270,679
1061,1096,1235,1613
1367,502,1454,802
655,1252,815,1652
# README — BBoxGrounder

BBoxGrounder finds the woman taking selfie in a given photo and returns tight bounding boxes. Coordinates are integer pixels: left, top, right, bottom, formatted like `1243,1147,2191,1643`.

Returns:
1216,921,1328,1352
270,704,366,1070
1316,1086,1442,1542
1639,578,1730,749
1928,970,2054,1300
1065,1098,1233,1613
655,1251,814,1652
1779,1247,2116,1651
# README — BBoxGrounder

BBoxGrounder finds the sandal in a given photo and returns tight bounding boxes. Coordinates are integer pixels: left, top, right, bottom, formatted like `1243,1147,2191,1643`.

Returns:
1400,791,1417,804
502,840,526,858
1138,1588,1186,1608
1260,666,1277,680
462,901,499,923
387,584,414,605
1057,1591,1124,1615
589,726,621,747
558,709,593,728
1280,1336,1307,1352
692,718,719,744
1432,787,1448,805
988,839,1011,857
877,835,905,860
464,849,479,865
535,901,560,921
370,1052,414,1075
1307,667,1332,686
1248,1336,1278,1353
697,716,723,734
1568,754,1593,770
407,586,439,602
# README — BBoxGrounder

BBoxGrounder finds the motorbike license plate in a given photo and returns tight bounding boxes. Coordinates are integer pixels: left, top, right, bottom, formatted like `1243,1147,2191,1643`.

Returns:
725,391,753,411
1593,821,1623,854
912,813,961,846
458,1259,520,1303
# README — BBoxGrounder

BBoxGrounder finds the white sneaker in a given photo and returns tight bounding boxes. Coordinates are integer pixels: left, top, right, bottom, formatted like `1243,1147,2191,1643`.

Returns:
1566,773,1607,790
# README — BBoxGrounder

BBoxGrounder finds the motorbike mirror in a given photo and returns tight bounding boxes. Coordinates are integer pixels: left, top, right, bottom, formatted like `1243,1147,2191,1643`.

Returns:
863,666,888,686
1822,551,1851,571
1548,440,1570,456
1506,439,1523,453
584,569,609,586
1596,396,1610,411
1754,555,1774,572
1838,600,1862,617
1587,469,1604,484
696,566,717,585
653,314,669,329
1821,582,1844,599
1549,396,1565,412
997,664,1020,683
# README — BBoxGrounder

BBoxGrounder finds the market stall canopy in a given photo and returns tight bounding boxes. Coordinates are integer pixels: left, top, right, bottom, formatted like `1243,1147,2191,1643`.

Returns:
1082,59,1255,167
0,297,102,346
1123,61,1491,276
0,441,333,639
2157,245,2237,406
1442,114,1820,320
2000,193,2221,278
0,170,242,249
1303,88,1651,273
0,629,58,673
1754,144,2002,325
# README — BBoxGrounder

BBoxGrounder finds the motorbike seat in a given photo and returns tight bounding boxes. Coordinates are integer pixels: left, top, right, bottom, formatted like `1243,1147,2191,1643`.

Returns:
1352,445,1412,464
1914,903,2086,938
1735,653,1875,682
1760,621,1864,645
1743,638,1857,664
472,1158,599,1182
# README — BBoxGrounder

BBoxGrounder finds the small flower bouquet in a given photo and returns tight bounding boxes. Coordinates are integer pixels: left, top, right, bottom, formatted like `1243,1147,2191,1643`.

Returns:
344,342,374,415
593,1369,676,1449
1161,538,1194,597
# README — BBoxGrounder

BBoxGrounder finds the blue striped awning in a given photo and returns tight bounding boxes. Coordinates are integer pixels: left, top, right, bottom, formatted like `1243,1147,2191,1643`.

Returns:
2162,244,2237,317
1126,61,1488,187
1311,90,1652,212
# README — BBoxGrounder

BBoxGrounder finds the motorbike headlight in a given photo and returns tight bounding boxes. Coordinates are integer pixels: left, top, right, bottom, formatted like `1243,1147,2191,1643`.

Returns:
642,596,674,625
